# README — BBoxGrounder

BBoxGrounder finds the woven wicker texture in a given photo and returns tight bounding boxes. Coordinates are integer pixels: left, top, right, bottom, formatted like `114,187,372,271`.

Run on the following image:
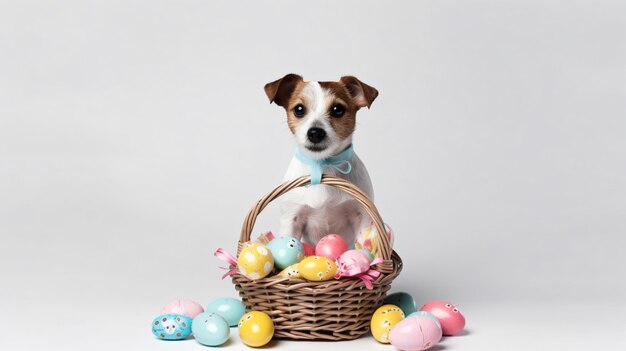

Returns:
232,175,403,340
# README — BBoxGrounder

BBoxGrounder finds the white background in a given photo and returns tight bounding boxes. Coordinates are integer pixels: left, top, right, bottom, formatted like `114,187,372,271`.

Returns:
1,1,625,350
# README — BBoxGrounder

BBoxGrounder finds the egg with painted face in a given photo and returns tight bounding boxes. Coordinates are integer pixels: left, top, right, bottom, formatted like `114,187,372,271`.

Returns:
151,314,192,340
370,304,405,343
267,236,304,269
192,312,230,346
298,256,338,281
237,243,274,280
355,222,394,258
279,263,301,279
389,315,442,351
238,311,274,347
420,301,465,336
205,298,246,327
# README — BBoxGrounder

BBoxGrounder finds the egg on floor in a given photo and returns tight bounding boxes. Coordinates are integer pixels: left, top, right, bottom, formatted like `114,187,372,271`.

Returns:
370,304,405,343
407,311,441,328
205,298,246,327
298,256,338,281
389,315,442,351
151,314,192,340
192,312,230,346
160,299,204,319
238,311,274,347
237,242,274,280
420,301,466,336
383,292,417,316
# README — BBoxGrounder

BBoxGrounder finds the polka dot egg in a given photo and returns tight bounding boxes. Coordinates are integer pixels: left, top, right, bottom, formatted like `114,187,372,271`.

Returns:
370,304,405,343
237,243,274,280
298,256,338,281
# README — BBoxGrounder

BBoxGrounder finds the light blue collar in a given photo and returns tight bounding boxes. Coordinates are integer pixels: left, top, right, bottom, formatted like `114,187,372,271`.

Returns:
295,144,354,185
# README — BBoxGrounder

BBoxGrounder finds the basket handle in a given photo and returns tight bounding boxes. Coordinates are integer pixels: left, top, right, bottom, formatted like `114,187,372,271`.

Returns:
239,175,392,261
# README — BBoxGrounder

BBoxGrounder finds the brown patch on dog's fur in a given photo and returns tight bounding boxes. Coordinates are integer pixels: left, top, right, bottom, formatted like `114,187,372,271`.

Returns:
319,81,358,140
284,82,309,134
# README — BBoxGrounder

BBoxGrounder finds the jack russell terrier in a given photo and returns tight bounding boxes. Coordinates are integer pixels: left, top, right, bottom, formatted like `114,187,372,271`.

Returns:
264,74,379,246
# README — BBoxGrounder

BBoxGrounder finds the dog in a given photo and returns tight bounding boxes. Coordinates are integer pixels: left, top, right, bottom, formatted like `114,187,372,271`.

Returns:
264,74,379,245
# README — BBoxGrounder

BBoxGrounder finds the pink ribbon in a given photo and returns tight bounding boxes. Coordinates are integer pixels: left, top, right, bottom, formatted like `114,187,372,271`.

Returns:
214,248,238,279
335,257,384,289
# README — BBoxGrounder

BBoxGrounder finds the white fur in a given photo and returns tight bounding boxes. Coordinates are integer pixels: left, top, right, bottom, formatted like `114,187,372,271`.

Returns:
279,81,374,245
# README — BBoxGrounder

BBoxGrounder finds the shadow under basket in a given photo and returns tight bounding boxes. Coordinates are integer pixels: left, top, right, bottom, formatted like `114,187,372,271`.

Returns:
231,175,403,341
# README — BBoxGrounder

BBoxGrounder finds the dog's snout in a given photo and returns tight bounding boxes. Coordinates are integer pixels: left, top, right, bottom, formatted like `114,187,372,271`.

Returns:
307,127,327,144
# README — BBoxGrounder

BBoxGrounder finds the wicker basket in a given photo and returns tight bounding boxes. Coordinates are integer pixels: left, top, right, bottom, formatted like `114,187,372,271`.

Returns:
231,174,403,341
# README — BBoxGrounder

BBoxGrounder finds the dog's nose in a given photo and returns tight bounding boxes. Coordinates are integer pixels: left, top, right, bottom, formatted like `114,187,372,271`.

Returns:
307,127,327,144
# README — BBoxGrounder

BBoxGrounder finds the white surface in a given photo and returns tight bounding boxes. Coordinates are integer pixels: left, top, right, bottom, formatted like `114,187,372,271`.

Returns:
1,0,626,350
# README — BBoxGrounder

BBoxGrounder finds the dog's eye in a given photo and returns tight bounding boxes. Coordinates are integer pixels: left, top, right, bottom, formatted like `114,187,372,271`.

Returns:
293,104,306,118
330,104,345,117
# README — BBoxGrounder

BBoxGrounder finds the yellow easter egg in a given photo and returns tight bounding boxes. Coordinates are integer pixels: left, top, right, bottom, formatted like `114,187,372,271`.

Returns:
238,311,274,347
370,304,405,343
279,263,301,279
298,256,337,281
237,243,274,280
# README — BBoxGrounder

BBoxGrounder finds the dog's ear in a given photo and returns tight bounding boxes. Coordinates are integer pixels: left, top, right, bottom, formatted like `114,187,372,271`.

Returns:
340,76,379,109
264,74,303,107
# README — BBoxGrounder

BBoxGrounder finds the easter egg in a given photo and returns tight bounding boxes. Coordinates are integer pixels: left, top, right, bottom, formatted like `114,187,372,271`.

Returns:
302,242,316,256
420,301,466,336
336,249,372,278
205,298,246,327
358,248,375,262
298,256,338,281
192,312,230,346
315,234,348,261
407,311,441,328
267,236,304,269
355,223,394,258
237,243,274,280
238,311,274,347
370,304,405,343
279,263,301,279
160,299,204,319
383,292,417,316
389,315,442,351
151,314,192,340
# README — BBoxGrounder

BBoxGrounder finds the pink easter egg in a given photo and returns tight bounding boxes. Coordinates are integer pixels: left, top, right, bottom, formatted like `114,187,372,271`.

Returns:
302,242,316,256
161,300,205,319
336,249,371,276
315,234,348,261
420,301,465,336
389,316,442,351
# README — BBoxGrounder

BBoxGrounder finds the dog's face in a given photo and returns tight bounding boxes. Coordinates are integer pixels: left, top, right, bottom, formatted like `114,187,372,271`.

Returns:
265,74,378,159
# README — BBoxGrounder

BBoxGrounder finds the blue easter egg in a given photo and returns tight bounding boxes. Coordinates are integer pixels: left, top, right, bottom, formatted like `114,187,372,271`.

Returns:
267,236,304,269
151,314,192,340
192,312,230,346
408,310,442,328
383,292,417,316
205,298,246,327
358,248,375,262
